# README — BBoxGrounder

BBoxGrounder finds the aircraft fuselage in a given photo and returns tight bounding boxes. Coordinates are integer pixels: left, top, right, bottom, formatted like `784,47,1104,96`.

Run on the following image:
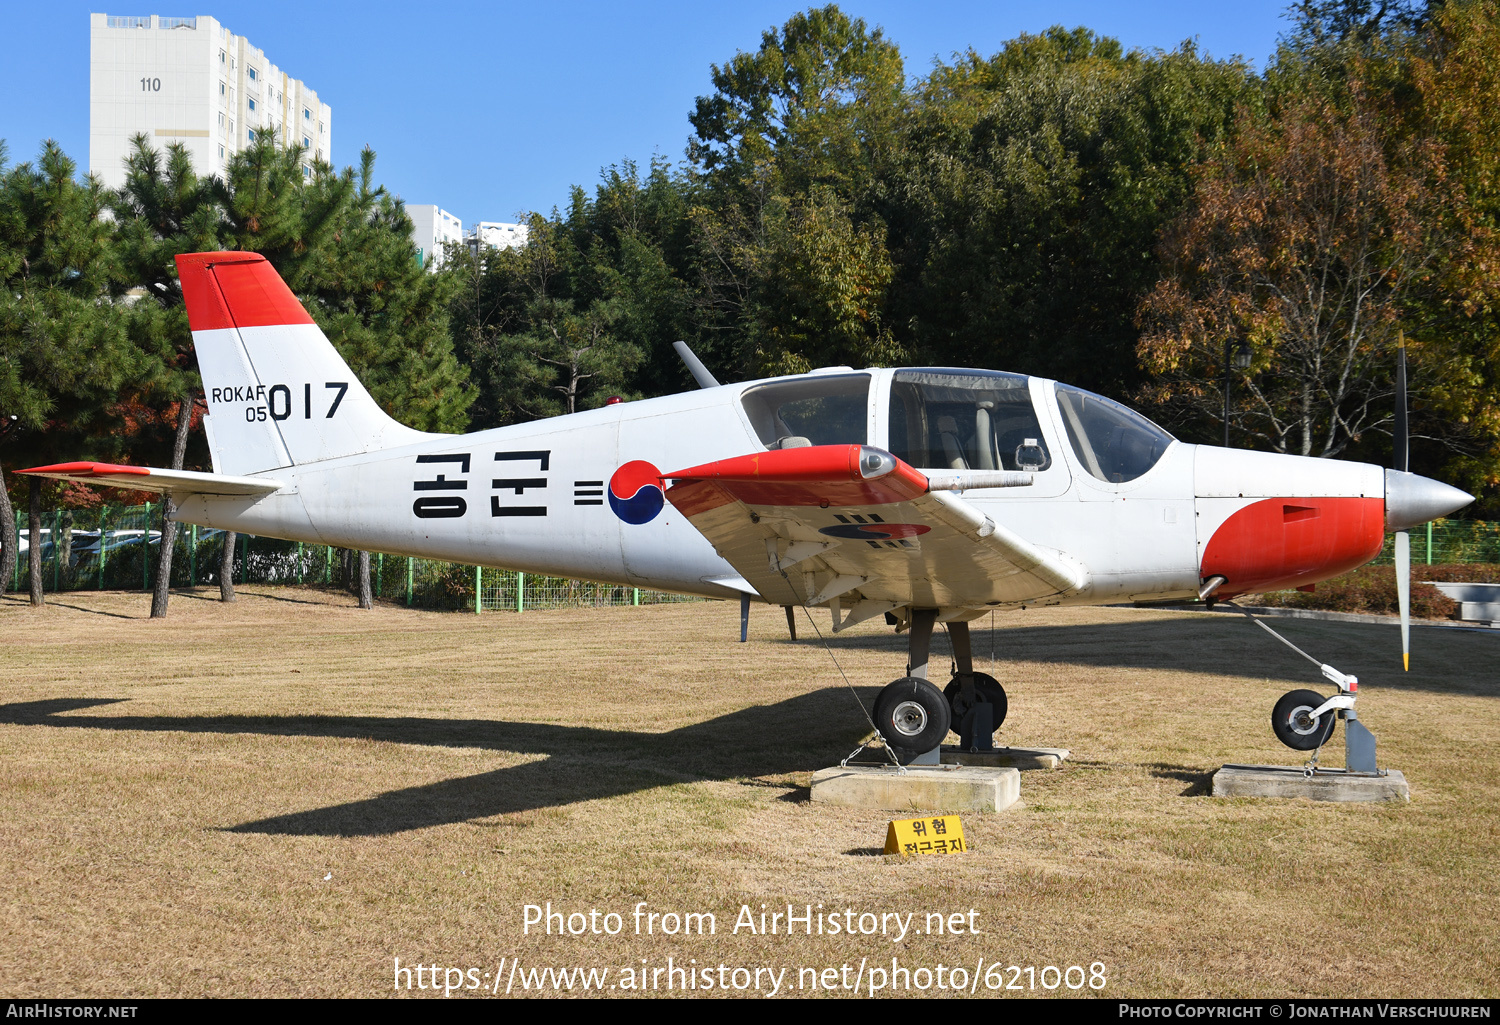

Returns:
175,369,1391,609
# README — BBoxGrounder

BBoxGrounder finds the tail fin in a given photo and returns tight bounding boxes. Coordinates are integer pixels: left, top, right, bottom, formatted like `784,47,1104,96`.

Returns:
177,251,431,475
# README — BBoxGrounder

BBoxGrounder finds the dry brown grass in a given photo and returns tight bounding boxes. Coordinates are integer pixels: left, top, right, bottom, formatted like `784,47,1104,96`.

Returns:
0,587,1496,999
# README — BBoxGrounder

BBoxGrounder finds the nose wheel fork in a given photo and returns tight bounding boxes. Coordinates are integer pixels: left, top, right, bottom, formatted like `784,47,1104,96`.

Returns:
1221,600,1385,775
1270,664,1382,776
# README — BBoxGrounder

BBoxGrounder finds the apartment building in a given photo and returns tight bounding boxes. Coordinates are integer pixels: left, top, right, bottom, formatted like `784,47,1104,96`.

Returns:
408,205,464,269
90,13,332,189
468,221,530,251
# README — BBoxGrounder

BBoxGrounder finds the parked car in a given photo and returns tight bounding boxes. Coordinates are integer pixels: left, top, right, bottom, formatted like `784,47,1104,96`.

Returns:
0,528,161,566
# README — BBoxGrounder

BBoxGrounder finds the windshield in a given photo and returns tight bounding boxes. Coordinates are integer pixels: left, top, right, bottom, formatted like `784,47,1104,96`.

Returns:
740,373,870,449
888,369,1051,471
1054,384,1174,483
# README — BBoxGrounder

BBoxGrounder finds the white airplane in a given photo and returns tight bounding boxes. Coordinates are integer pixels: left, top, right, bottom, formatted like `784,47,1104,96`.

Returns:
22,251,1473,764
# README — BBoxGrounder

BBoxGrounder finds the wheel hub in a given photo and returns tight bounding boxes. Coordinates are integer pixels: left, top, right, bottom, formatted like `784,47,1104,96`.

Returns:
1289,706,1321,736
890,699,929,737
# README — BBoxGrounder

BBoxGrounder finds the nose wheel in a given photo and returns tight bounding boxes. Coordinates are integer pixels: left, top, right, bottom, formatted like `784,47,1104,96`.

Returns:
1271,688,1337,751
1222,604,1383,773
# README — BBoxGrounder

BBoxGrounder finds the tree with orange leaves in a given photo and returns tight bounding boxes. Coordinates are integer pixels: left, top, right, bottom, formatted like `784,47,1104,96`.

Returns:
1136,91,1472,462
1400,0,1500,511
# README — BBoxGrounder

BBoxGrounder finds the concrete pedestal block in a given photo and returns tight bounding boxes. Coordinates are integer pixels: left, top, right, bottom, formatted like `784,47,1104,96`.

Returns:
1212,764,1409,802
811,765,1020,813
941,746,1069,770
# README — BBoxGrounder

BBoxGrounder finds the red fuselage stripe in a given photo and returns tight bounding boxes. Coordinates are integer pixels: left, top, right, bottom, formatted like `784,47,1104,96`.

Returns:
1200,496,1385,596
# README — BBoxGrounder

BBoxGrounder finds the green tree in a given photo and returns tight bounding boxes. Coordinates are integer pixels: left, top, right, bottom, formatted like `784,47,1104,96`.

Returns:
451,160,709,427
687,5,908,376
1285,0,1429,49
1398,0,1500,511
456,216,640,423
0,141,145,598
110,136,224,614
884,28,1254,395
688,4,905,202
568,160,706,397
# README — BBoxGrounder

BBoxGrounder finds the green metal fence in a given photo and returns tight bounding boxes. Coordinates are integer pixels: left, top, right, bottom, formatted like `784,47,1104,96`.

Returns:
1368,518,1500,566
475,570,703,613
7,503,176,593
4,504,704,612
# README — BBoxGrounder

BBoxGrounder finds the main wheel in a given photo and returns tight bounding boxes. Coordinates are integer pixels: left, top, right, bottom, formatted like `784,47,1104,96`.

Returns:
1271,689,1336,751
943,672,1008,731
873,677,952,759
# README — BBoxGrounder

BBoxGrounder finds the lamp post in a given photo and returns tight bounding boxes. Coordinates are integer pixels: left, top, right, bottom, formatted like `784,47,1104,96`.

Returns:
1224,338,1252,448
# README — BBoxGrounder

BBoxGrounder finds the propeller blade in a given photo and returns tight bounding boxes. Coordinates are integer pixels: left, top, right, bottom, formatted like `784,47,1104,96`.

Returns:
1396,529,1410,671
1394,333,1410,670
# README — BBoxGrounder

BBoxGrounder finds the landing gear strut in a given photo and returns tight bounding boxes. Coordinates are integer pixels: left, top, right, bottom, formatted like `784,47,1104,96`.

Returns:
1269,665,1380,775
1224,602,1384,775
940,616,1007,751
872,610,1006,762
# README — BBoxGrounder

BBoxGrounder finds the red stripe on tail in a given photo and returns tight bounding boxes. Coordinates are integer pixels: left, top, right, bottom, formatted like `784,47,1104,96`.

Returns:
175,251,314,331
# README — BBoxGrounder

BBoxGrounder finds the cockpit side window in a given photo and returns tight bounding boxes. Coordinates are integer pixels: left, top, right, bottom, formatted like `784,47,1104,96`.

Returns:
887,369,1050,471
1054,384,1174,483
740,374,870,449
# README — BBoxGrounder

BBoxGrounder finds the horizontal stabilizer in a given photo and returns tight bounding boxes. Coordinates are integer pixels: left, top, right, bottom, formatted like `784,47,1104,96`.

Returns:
19,462,284,498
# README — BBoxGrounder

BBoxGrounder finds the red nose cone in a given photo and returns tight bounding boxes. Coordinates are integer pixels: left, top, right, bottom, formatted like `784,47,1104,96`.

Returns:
1201,497,1384,597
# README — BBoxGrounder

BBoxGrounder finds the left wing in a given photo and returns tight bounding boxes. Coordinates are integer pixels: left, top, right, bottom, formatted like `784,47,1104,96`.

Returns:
664,445,1087,627
18,462,285,498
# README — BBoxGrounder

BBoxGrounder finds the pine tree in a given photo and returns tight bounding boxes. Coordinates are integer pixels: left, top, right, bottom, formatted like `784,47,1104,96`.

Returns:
109,136,473,607
0,141,144,598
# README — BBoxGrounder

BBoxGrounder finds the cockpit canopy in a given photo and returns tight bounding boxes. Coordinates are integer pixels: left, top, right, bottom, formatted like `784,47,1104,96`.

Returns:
741,373,870,449
889,369,1050,471
738,367,1175,484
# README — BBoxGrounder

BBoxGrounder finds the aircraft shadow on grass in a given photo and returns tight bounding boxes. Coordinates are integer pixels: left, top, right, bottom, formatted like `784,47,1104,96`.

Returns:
0,689,879,839
3,615,1490,837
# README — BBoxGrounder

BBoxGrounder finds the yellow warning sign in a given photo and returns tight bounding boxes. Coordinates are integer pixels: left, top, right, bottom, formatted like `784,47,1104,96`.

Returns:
884,815,966,857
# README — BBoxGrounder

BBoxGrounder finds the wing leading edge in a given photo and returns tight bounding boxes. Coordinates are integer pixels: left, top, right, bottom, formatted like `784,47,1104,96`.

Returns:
663,445,1086,625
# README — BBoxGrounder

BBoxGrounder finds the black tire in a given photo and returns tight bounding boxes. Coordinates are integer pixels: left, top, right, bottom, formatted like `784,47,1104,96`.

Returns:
873,677,952,759
1271,689,1336,751
943,672,1008,731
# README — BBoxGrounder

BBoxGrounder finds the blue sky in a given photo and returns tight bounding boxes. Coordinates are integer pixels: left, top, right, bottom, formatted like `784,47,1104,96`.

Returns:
2,1,1294,228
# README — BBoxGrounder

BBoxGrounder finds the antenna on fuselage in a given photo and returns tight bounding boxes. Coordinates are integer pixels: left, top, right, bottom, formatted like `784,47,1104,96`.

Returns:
673,341,721,390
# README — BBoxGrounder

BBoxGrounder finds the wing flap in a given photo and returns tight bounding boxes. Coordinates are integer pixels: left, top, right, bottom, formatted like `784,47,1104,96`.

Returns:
19,462,285,498
663,445,1085,610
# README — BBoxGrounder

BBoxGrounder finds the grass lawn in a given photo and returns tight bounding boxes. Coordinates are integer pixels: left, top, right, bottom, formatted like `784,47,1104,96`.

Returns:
1,587,1495,998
